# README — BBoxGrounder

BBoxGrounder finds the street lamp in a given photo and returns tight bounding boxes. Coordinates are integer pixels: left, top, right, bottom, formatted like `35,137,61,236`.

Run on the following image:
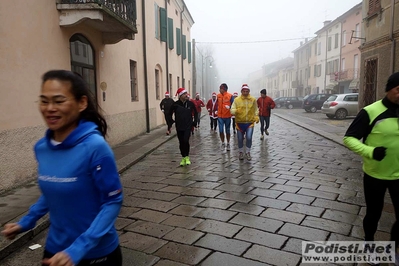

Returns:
201,55,214,99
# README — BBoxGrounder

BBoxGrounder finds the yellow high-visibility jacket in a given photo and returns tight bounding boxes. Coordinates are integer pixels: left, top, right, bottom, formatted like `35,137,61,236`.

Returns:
230,95,259,125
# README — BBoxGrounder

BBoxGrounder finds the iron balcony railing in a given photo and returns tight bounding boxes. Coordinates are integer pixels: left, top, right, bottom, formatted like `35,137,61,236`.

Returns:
330,68,359,81
59,0,137,28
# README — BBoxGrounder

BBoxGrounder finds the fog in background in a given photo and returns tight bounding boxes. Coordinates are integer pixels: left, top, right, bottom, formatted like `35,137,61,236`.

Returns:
185,0,362,94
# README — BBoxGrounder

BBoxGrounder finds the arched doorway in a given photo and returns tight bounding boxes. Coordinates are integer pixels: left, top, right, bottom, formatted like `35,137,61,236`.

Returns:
69,34,97,101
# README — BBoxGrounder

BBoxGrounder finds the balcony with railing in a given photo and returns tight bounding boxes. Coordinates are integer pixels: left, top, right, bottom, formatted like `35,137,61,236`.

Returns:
330,68,359,82
57,0,137,44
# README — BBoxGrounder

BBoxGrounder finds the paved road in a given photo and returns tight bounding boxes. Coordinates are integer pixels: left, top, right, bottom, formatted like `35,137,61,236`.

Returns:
1,110,395,266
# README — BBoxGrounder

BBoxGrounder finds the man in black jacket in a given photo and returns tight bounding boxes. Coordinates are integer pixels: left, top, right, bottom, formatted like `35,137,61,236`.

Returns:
168,88,198,166
159,91,175,135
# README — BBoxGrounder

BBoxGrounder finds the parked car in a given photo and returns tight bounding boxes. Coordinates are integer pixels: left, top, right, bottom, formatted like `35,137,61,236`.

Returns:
321,93,359,119
274,97,287,108
284,97,304,109
303,93,330,113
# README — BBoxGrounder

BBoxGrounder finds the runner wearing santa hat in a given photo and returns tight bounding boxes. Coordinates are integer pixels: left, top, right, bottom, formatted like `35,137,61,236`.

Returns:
168,88,198,166
206,92,218,131
192,93,205,129
231,84,259,161
159,91,175,135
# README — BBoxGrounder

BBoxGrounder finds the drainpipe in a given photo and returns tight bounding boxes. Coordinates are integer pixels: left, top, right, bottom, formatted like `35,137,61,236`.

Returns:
339,24,342,93
180,3,185,88
390,0,396,74
324,30,328,93
142,0,150,133
165,0,169,94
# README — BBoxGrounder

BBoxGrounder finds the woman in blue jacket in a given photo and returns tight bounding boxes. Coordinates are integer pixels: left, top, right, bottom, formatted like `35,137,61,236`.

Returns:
1,70,123,266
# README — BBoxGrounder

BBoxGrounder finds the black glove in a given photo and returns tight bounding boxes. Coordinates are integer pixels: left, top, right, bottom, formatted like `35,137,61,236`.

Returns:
373,147,387,161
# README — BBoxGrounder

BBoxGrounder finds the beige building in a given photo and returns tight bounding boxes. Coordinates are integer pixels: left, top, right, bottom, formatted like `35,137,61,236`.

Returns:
292,39,311,96
338,3,362,93
261,58,294,98
359,0,399,108
0,0,194,192
308,38,318,94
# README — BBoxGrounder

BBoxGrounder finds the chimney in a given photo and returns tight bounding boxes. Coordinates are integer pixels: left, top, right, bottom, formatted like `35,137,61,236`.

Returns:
323,20,332,27
300,41,303,46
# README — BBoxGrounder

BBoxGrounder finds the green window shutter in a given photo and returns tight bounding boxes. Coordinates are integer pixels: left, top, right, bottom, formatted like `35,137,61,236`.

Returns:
188,41,191,63
176,28,181,55
168,18,174,49
160,8,167,42
182,35,187,59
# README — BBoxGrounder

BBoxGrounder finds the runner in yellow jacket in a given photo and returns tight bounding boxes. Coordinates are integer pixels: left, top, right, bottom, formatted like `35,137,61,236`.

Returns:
230,84,259,161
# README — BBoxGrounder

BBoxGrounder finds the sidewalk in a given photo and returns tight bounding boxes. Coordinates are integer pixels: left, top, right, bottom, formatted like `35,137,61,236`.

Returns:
0,125,176,260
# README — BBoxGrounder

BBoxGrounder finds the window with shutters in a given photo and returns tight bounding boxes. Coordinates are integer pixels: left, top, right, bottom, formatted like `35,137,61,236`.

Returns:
176,28,181,55
159,8,167,42
368,0,381,16
328,37,332,51
182,35,187,59
355,24,360,40
168,18,174,49
334,33,339,49
130,60,138,101
155,68,160,100
188,41,191,63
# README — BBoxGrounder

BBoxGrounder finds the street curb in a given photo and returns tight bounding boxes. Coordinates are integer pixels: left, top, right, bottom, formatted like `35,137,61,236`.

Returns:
0,129,177,261
274,113,347,148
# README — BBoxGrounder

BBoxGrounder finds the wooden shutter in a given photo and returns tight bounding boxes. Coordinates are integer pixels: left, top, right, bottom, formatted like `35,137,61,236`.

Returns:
188,41,191,63
368,0,381,15
176,28,181,55
182,35,187,59
160,8,167,42
168,18,174,49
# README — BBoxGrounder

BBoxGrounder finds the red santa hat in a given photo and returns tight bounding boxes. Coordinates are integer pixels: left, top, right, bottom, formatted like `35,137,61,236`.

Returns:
241,84,249,91
233,92,238,96
212,92,217,96
165,91,170,97
196,92,200,97
175,88,187,97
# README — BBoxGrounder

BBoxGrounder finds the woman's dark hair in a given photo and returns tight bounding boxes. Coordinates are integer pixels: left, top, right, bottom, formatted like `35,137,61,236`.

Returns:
42,70,108,136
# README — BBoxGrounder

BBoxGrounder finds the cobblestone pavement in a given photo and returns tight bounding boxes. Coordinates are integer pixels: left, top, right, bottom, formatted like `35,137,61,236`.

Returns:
116,116,394,266
1,113,395,266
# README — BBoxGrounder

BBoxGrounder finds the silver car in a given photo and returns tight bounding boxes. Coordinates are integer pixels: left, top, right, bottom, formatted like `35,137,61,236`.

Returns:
321,93,359,119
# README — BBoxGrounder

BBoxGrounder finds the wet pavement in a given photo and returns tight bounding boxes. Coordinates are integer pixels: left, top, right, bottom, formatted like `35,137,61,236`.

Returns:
0,109,395,265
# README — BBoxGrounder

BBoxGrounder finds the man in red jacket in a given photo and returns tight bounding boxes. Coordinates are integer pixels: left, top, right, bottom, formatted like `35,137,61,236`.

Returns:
206,92,218,131
257,89,275,140
192,93,205,129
